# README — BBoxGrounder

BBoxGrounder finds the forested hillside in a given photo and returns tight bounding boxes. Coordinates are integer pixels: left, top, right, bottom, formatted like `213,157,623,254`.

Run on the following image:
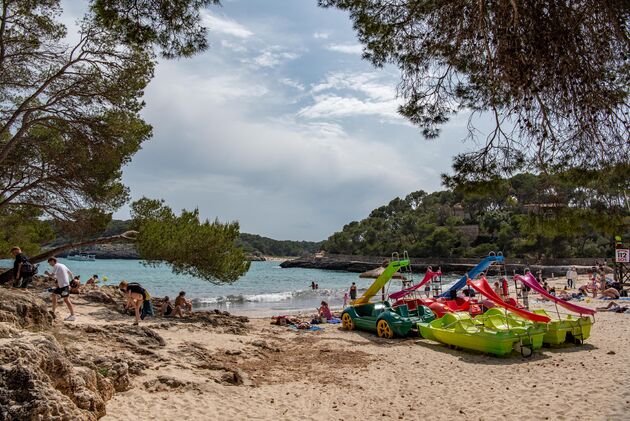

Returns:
40,220,320,258
323,169,629,259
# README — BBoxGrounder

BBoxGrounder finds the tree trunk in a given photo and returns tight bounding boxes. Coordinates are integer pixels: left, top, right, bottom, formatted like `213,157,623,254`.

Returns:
0,231,138,283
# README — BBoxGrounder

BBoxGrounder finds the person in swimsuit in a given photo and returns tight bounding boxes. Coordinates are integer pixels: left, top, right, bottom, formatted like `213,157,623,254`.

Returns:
119,280,147,325
318,301,333,321
174,291,193,317
349,282,357,300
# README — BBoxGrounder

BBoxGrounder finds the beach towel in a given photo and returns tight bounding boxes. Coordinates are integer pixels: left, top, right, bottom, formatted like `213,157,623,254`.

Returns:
289,325,323,331
327,318,341,324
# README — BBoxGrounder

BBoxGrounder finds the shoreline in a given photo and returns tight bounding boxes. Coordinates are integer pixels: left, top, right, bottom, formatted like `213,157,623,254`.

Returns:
280,253,614,276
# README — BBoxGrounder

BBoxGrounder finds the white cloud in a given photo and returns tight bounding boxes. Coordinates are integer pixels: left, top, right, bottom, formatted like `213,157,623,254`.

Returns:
248,48,300,68
298,94,401,120
298,72,404,123
201,11,253,38
325,43,363,55
311,72,397,101
220,39,248,53
313,31,330,39
279,78,305,91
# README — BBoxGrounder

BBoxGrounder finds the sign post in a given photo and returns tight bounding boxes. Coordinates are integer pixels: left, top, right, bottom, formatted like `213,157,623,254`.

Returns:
614,237,630,289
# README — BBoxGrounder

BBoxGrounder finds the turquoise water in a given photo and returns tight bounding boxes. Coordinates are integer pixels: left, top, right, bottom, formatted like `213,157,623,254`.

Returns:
2,258,458,316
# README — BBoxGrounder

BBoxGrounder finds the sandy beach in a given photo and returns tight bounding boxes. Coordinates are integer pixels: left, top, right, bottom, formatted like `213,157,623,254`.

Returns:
2,274,630,421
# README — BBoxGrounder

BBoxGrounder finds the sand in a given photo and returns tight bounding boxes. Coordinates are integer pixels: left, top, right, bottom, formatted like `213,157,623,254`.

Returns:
44,275,630,421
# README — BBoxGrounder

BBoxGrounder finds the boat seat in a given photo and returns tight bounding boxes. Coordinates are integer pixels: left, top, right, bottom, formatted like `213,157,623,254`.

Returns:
397,304,409,318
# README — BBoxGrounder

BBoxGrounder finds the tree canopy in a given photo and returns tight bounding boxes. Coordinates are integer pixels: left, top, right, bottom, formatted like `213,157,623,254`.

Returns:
131,198,249,284
0,0,251,284
319,1,629,180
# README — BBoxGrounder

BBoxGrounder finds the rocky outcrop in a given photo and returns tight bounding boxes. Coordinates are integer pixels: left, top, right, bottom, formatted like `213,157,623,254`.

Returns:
0,287,53,329
82,286,125,305
280,254,613,277
0,333,114,421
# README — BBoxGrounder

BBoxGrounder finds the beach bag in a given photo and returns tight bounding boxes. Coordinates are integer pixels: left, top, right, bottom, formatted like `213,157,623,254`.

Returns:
20,261,37,276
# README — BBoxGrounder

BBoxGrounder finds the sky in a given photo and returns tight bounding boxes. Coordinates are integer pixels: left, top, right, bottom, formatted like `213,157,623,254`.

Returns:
67,1,478,241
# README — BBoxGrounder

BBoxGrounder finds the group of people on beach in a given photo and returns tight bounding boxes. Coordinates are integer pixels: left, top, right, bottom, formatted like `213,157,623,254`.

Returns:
5,246,195,325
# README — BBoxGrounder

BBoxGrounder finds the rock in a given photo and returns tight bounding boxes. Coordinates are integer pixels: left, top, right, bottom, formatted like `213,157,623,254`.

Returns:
250,340,280,352
157,375,187,389
82,287,123,305
108,362,131,392
0,288,53,329
607,351,616,355
0,333,111,420
0,322,20,339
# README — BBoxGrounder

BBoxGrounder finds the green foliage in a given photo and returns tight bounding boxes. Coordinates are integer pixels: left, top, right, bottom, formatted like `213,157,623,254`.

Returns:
319,0,629,179
236,234,321,257
324,168,629,258
130,198,250,284
92,0,221,58
0,207,54,258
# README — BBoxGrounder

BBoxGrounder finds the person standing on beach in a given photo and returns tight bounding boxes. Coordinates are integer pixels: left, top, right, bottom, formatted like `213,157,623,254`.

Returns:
44,257,76,321
11,246,35,288
349,282,357,301
566,266,578,289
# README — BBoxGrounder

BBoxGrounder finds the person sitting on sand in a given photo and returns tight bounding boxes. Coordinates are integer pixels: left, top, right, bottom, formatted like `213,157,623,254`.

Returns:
160,296,174,317
86,274,98,285
600,287,620,299
69,275,81,294
119,280,149,325
174,291,193,317
318,301,333,321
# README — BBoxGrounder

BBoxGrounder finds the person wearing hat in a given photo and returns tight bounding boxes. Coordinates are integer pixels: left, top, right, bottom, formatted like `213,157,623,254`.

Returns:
566,266,578,289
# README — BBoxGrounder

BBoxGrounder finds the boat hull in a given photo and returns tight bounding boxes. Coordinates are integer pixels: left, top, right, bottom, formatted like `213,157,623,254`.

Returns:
418,312,538,356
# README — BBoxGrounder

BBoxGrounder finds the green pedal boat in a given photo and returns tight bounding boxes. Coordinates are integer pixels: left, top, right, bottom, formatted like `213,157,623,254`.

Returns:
532,309,592,345
418,312,543,357
481,308,592,346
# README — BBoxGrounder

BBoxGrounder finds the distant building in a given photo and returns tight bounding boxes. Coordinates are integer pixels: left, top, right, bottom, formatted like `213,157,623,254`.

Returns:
455,225,480,242
452,203,467,219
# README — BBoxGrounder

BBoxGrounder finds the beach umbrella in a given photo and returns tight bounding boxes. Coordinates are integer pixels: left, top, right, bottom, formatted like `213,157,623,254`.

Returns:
359,266,406,280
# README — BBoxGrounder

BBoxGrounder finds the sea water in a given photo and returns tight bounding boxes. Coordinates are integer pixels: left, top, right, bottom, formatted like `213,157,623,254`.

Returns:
1,259,458,316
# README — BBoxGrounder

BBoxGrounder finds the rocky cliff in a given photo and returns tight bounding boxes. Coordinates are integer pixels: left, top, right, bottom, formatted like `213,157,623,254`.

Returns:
280,254,611,277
